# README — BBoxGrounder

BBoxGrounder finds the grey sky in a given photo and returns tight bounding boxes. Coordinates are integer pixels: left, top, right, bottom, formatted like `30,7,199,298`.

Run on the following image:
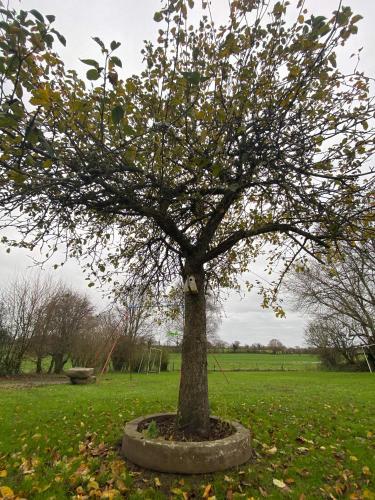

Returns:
2,0,374,346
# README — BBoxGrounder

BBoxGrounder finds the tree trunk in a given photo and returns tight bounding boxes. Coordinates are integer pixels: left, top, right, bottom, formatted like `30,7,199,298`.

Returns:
177,265,210,437
47,357,54,374
53,353,67,374
36,355,43,374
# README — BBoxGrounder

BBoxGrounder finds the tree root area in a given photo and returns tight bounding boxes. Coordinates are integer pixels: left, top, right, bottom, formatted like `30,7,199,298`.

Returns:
137,414,234,442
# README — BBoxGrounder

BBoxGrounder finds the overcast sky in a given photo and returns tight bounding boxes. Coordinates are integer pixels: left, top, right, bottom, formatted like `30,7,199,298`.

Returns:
2,0,374,346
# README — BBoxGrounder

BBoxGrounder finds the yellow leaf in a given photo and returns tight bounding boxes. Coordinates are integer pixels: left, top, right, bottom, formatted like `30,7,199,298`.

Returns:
350,455,358,462
32,433,42,440
154,477,162,487
362,466,371,476
266,446,277,455
0,471,7,478
170,488,184,496
0,486,14,498
88,480,99,490
101,489,121,499
203,484,212,498
273,478,287,489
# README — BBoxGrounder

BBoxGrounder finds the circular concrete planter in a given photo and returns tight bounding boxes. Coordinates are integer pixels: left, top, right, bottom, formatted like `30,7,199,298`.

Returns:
121,413,251,474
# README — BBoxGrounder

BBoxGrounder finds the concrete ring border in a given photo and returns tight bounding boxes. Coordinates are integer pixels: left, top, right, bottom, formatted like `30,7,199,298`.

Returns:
121,412,252,474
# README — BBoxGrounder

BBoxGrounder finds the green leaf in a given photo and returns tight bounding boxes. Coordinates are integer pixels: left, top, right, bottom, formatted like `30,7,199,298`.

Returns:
51,29,66,46
80,59,99,68
351,15,363,24
110,56,122,68
25,125,39,145
153,11,163,22
111,105,124,125
181,71,208,85
123,124,135,136
110,40,121,51
0,113,18,128
29,9,44,23
211,164,221,177
92,36,106,51
8,170,26,184
46,14,55,23
86,68,100,80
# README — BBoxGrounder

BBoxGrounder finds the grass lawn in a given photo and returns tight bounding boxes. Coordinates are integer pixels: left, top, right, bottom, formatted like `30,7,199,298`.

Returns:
168,352,321,372
0,371,374,499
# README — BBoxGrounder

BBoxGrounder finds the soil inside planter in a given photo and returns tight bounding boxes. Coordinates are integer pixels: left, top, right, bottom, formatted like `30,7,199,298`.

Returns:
137,414,234,442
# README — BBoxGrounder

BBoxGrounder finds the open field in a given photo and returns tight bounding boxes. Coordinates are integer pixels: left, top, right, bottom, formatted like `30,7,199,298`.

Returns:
168,352,321,372
0,371,374,499
19,353,321,376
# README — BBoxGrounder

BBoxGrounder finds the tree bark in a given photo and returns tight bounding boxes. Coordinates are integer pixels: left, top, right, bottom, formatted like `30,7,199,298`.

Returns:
177,265,210,437
53,353,67,374
36,355,43,374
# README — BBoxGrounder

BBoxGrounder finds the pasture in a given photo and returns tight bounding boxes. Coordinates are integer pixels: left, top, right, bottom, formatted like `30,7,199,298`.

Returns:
0,371,374,499
167,352,321,372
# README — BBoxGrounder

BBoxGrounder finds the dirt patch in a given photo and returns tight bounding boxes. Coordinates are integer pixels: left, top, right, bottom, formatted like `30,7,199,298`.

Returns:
0,373,68,389
137,414,233,442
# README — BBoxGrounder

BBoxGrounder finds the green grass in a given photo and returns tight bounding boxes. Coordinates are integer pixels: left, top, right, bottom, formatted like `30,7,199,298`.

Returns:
168,352,321,371
0,371,374,499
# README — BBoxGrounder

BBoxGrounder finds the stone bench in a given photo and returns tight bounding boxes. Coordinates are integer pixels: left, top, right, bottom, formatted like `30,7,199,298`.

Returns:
65,367,96,385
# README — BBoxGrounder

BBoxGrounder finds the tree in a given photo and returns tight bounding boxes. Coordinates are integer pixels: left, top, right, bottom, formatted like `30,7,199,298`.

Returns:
0,2,374,435
288,239,375,364
0,274,55,375
304,316,358,367
47,288,94,373
232,340,241,353
268,338,285,354
110,289,155,371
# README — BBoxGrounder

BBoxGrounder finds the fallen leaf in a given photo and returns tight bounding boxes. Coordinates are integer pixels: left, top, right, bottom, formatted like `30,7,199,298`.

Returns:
349,456,358,462
297,447,309,454
101,489,121,499
0,486,14,498
266,446,277,455
171,488,184,496
203,484,212,498
296,436,314,445
273,478,286,489
0,471,7,478
259,486,268,497
88,480,99,490
362,466,371,476
154,477,162,487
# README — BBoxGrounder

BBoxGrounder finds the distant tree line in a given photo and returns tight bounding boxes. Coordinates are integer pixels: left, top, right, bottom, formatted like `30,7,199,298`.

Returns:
288,240,375,371
0,275,169,376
